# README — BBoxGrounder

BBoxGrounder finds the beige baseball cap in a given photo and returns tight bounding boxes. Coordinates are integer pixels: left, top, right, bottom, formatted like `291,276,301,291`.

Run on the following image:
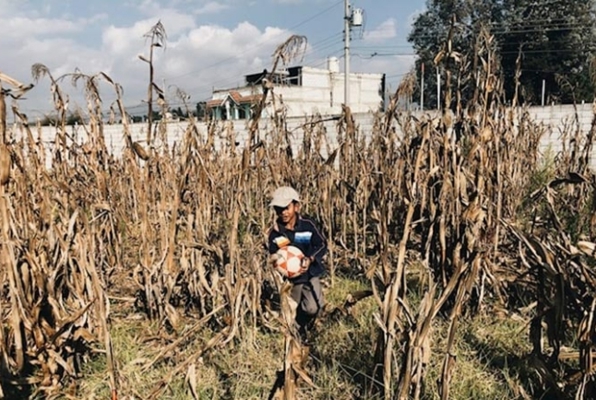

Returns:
270,186,300,208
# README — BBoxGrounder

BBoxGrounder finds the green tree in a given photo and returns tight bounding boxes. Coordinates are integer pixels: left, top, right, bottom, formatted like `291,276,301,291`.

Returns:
173,106,187,119
39,115,58,126
408,0,596,107
66,112,83,126
40,112,83,126
499,0,596,104
195,101,206,120
408,0,502,109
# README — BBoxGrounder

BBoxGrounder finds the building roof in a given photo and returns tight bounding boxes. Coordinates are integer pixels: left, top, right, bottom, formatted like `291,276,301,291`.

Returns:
206,90,262,108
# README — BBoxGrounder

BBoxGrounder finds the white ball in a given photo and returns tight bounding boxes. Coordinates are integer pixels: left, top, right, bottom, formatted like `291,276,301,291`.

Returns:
274,245,305,278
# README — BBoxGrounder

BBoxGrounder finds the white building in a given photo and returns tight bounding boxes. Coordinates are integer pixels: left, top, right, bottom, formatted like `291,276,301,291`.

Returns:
206,57,386,120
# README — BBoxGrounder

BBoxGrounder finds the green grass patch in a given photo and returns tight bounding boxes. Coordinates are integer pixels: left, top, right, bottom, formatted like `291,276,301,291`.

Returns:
60,276,534,400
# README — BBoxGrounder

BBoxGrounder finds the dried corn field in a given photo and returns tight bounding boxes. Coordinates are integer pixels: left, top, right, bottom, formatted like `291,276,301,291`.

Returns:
3,30,596,400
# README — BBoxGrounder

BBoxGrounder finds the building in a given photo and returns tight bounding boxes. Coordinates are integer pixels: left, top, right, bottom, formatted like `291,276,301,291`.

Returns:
206,57,386,120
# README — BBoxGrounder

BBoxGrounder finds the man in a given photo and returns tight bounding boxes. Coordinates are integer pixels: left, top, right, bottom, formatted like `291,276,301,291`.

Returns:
267,186,326,342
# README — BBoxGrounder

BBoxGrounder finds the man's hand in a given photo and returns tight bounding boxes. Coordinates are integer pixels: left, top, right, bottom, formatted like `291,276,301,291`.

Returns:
300,256,312,273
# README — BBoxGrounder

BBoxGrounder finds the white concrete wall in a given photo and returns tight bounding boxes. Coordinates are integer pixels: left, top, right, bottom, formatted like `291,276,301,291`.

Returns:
327,70,384,115
7,103,596,169
275,67,383,116
526,103,594,157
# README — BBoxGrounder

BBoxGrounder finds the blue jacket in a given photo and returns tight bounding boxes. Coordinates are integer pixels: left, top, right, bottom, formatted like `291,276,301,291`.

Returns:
267,214,327,284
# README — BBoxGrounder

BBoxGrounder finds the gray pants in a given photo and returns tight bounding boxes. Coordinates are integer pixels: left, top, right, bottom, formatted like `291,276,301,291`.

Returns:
290,276,324,318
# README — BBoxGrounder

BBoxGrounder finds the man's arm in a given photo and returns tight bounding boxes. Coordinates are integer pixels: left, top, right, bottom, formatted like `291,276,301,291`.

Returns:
267,228,279,254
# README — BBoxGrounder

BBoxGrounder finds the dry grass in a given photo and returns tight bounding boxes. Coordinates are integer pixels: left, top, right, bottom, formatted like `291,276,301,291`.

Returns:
2,26,596,400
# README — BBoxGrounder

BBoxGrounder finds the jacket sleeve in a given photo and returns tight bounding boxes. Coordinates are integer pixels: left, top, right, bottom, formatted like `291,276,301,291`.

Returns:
305,219,327,265
267,227,279,255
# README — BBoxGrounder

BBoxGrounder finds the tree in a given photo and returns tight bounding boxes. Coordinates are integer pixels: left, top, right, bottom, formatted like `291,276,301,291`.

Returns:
408,0,596,107
38,112,82,126
408,0,502,109
195,102,207,120
66,112,83,126
173,106,187,119
39,115,58,126
499,0,596,104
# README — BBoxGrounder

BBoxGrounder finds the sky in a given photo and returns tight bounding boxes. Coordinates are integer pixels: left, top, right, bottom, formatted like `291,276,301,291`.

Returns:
1,0,426,119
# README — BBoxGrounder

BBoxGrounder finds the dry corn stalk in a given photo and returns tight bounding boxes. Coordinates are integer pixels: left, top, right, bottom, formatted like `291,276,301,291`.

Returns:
0,144,9,185
3,24,596,400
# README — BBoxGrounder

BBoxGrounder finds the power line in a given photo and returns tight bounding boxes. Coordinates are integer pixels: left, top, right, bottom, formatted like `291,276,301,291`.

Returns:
408,21,594,42
489,17,593,27
310,50,344,69
353,52,415,59
352,44,414,49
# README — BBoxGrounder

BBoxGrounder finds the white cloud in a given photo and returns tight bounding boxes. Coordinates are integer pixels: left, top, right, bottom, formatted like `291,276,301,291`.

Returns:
160,23,289,98
364,18,397,42
0,13,106,39
129,1,197,36
0,17,82,37
194,2,230,15
2,0,350,119
134,0,228,19
1,0,293,117
99,20,291,108
0,0,26,13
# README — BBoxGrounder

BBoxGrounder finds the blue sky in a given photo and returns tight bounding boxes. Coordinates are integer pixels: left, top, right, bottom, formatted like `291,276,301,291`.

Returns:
1,0,426,117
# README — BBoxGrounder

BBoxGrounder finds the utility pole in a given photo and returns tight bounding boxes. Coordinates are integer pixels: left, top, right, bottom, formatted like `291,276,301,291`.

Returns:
436,67,440,110
344,0,350,108
420,62,424,111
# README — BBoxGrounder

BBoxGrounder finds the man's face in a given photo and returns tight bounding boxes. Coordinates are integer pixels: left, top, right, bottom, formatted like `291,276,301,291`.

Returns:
274,202,300,224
